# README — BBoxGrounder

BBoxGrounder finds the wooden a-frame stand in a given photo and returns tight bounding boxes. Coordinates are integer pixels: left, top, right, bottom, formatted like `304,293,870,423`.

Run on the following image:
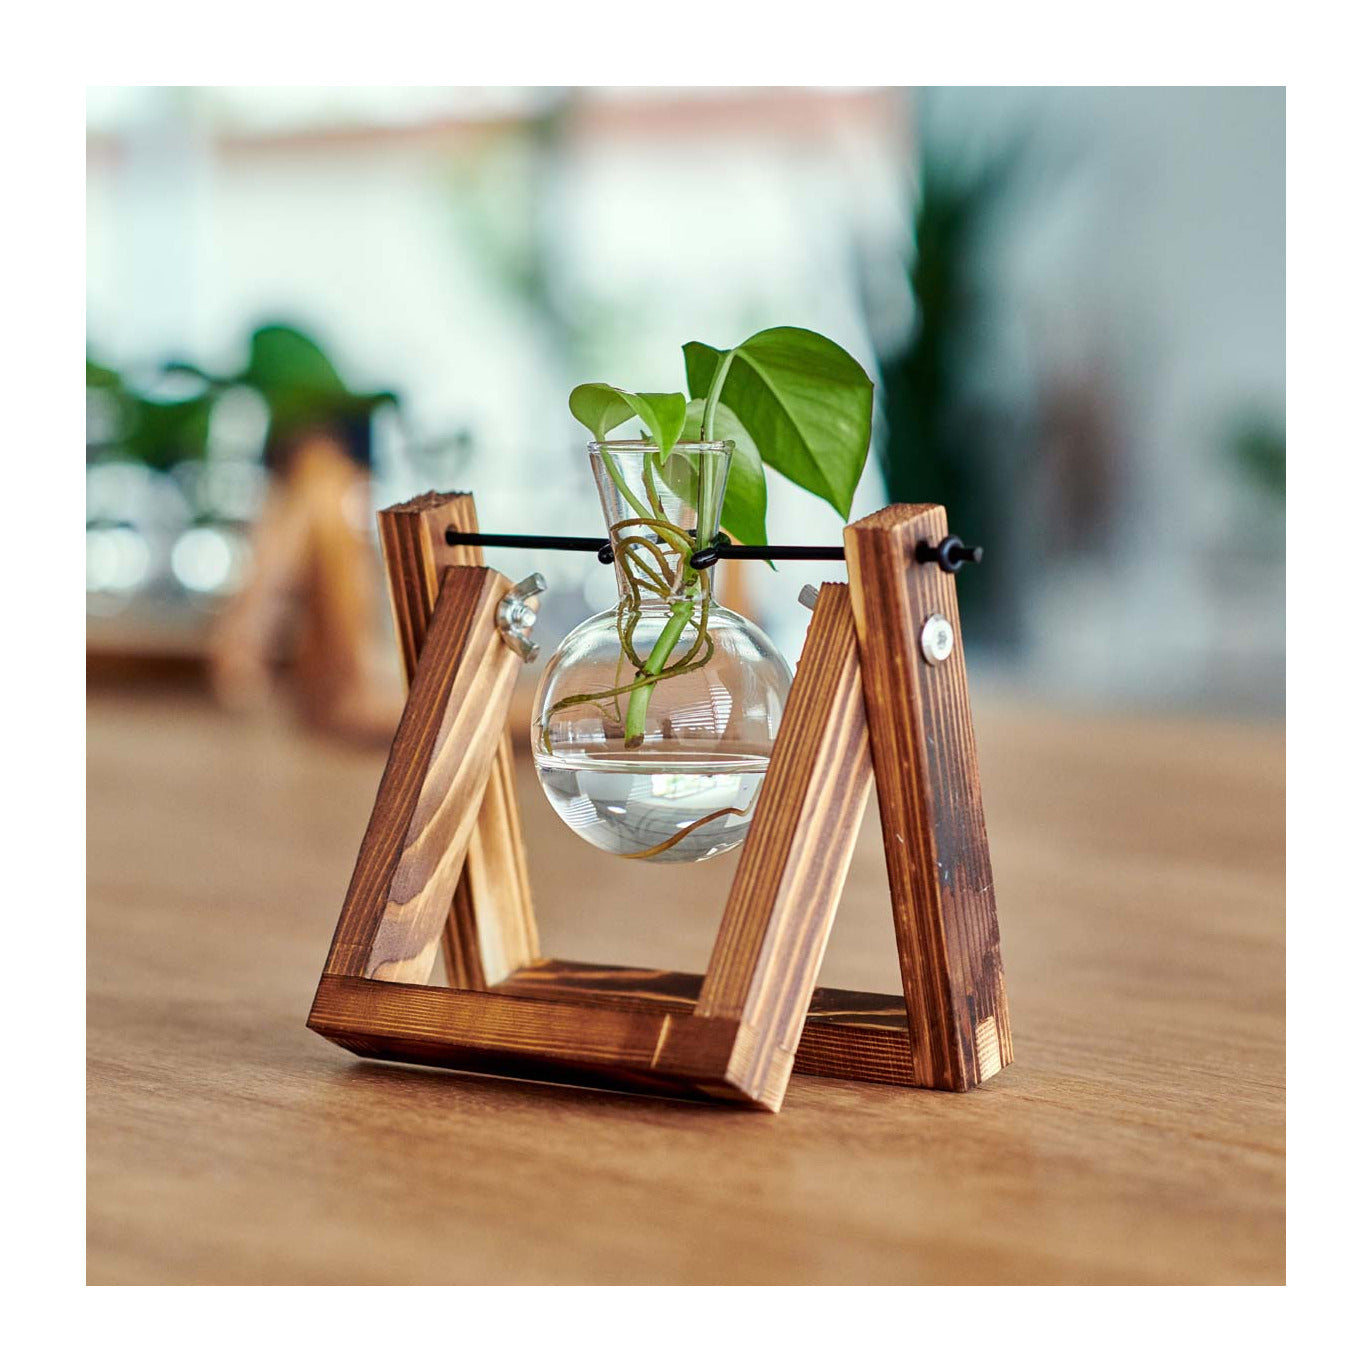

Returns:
307,493,1011,1111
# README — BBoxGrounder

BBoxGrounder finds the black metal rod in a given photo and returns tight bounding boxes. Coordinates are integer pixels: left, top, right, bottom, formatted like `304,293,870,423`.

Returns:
698,544,846,562
443,527,981,573
444,531,608,553
444,528,846,563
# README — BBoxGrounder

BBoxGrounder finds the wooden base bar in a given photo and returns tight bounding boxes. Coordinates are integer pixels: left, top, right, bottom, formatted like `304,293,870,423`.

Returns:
496,958,916,1086
311,974,756,1105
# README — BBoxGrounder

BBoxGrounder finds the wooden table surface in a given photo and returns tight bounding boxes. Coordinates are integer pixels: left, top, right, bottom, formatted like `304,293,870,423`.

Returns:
87,688,1285,1284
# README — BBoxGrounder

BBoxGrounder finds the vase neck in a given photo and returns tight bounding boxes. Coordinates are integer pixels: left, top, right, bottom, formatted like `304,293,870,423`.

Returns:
589,441,732,603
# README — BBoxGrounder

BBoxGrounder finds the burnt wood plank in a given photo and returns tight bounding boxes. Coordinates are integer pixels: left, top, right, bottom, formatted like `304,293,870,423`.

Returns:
309,975,756,1105
844,504,1012,1090
695,583,875,1108
496,957,915,1086
378,493,538,989
321,565,519,984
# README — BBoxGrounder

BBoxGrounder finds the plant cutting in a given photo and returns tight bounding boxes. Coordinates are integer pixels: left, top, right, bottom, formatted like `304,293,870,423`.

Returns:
531,325,874,863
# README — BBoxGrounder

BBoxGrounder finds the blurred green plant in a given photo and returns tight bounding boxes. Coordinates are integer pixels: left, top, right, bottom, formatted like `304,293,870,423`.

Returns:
167,324,396,471
872,147,1024,636
86,353,213,472
90,324,399,481
1228,414,1285,500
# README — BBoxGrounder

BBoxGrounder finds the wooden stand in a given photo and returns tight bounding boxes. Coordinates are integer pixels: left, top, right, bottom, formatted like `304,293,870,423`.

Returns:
308,493,1011,1111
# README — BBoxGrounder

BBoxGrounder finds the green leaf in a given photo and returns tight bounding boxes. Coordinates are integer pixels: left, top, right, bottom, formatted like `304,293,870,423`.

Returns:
684,326,873,520
569,383,633,442
568,383,687,462
678,398,768,548
628,391,687,464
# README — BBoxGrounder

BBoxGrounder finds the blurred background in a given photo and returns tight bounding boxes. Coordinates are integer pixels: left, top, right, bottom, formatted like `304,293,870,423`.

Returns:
86,85,1285,721
86,87,1286,1282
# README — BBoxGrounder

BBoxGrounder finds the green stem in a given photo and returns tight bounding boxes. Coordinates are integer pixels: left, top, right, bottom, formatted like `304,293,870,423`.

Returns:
701,350,735,441
599,442,654,520
642,452,667,520
623,592,695,747
606,380,736,744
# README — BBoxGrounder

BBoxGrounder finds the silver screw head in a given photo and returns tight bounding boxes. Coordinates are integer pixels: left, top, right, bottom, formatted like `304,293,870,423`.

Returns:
920,613,955,665
798,584,820,612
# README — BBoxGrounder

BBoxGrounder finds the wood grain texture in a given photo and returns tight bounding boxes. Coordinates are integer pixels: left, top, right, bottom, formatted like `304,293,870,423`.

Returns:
315,565,519,985
378,492,537,989
311,974,753,1104
316,544,897,1108
497,958,915,1086
86,693,1285,1283
697,583,874,1108
845,505,1012,1091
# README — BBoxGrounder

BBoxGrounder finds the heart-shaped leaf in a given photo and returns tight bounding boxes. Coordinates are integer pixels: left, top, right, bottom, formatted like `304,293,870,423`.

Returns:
569,383,687,462
677,398,768,548
629,391,688,464
569,383,633,441
683,326,873,519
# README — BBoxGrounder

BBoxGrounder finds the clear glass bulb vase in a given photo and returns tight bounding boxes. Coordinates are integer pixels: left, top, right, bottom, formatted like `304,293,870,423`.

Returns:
531,440,792,863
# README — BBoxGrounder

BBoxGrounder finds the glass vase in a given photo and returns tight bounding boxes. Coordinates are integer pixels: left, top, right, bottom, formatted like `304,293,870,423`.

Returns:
530,440,792,862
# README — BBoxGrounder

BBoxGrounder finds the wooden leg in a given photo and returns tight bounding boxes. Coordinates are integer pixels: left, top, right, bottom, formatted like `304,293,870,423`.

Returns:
320,566,522,985
845,505,1012,1090
376,493,538,988
696,583,874,1110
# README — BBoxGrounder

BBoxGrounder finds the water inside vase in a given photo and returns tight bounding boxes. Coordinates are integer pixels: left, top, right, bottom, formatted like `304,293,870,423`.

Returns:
534,739,771,863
